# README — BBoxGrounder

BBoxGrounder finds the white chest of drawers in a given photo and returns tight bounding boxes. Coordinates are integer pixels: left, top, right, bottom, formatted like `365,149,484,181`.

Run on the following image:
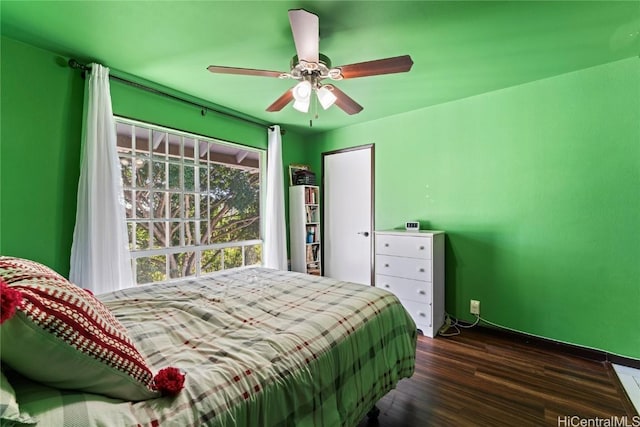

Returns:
375,230,445,338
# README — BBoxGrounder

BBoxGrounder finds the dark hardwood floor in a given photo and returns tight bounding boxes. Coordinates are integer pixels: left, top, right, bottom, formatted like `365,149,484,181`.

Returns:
358,327,638,426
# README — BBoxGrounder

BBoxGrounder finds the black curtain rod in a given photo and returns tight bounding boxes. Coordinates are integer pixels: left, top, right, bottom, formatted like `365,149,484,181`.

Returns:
68,59,281,132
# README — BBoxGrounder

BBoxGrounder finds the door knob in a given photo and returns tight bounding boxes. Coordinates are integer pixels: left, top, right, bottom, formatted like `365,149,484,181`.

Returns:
357,231,370,237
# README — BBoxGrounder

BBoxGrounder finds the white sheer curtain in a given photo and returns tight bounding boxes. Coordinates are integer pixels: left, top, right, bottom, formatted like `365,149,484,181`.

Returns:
263,125,288,270
69,64,134,293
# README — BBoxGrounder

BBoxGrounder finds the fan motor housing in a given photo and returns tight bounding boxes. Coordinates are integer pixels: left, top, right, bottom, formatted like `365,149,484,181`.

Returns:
290,54,334,80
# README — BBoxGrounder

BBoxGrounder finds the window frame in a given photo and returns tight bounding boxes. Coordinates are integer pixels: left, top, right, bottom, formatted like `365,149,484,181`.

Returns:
114,116,265,285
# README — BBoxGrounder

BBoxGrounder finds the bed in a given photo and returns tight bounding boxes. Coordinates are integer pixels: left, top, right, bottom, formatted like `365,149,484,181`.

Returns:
1,261,417,427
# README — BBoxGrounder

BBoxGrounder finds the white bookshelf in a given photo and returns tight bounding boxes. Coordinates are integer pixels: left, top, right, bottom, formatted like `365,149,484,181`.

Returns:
289,185,321,275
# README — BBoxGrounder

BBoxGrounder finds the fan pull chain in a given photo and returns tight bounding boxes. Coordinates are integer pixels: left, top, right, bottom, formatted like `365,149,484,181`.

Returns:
310,92,318,127
314,93,319,120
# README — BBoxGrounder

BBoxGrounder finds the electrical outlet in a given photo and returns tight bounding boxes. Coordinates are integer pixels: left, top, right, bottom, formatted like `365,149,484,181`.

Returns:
470,299,480,315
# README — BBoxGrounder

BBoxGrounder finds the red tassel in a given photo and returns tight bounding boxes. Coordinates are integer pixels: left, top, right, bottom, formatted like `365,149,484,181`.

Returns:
0,279,22,324
153,367,185,397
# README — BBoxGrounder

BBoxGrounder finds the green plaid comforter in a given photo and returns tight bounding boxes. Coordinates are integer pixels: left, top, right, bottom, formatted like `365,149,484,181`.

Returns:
9,268,417,426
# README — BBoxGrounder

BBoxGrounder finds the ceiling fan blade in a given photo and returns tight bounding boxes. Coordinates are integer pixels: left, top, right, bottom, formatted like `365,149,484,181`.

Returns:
266,88,294,112
336,55,414,79
325,85,363,115
288,9,319,63
207,65,284,78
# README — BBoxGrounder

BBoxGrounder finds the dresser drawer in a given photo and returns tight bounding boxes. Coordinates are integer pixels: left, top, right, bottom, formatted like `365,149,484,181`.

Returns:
375,254,432,282
376,274,432,304
376,234,432,259
402,299,432,331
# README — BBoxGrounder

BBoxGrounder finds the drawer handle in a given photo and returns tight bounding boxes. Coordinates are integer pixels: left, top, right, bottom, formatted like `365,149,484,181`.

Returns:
418,312,426,317
419,246,425,250
384,243,389,247
418,268,425,273
384,284,390,288
385,264,389,268
418,289,426,295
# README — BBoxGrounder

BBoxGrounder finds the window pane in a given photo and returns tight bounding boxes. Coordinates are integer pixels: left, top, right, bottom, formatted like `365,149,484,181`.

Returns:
199,167,208,192
136,222,150,250
199,195,209,221
137,256,166,284
123,190,133,218
201,249,221,274
151,130,167,157
152,192,167,219
137,127,151,154
245,244,262,266
185,221,197,246
184,166,195,191
223,247,243,269
169,192,181,219
135,159,150,187
116,122,133,149
120,158,133,186
136,191,151,219
168,134,181,160
152,221,166,249
169,252,195,279
184,194,195,218
152,161,166,189
199,221,209,245
127,223,135,251
170,221,182,247
168,163,181,190
183,138,196,164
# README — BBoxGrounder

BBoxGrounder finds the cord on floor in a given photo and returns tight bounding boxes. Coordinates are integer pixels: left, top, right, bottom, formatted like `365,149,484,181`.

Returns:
438,312,480,337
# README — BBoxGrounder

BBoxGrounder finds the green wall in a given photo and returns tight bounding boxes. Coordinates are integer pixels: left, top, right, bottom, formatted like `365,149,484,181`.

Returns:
2,36,638,359
310,58,640,359
1,37,84,273
0,36,308,275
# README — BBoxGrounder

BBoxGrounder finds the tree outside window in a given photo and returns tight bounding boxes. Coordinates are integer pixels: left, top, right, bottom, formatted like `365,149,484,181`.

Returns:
116,119,263,285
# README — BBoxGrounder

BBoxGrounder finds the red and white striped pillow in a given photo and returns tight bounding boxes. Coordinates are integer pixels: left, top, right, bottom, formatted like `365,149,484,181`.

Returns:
0,257,159,400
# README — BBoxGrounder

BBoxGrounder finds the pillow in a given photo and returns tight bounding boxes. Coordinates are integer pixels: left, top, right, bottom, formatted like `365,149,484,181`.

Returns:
0,369,37,426
0,256,182,400
0,256,65,284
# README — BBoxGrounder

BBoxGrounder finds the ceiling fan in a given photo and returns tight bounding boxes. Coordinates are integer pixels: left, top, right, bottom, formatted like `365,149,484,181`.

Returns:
207,9,413,116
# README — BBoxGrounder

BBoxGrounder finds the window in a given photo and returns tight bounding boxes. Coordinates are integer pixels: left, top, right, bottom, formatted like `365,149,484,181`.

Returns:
115,118,263,285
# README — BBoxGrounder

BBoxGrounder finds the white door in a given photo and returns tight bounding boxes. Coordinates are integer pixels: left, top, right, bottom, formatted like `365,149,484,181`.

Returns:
323,145,373,285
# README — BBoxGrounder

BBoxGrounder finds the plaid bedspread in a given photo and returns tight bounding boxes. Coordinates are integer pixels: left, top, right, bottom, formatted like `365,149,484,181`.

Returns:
8,268,417,426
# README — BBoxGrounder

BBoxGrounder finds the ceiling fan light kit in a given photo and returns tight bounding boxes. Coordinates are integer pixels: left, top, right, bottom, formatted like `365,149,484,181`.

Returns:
292,79,312,113
207,9,414,117
316,86,337,110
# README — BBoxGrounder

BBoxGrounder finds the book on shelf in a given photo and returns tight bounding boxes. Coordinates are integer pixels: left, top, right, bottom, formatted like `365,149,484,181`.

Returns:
305,206,319,223
306,225,318,243
305,187,318,204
